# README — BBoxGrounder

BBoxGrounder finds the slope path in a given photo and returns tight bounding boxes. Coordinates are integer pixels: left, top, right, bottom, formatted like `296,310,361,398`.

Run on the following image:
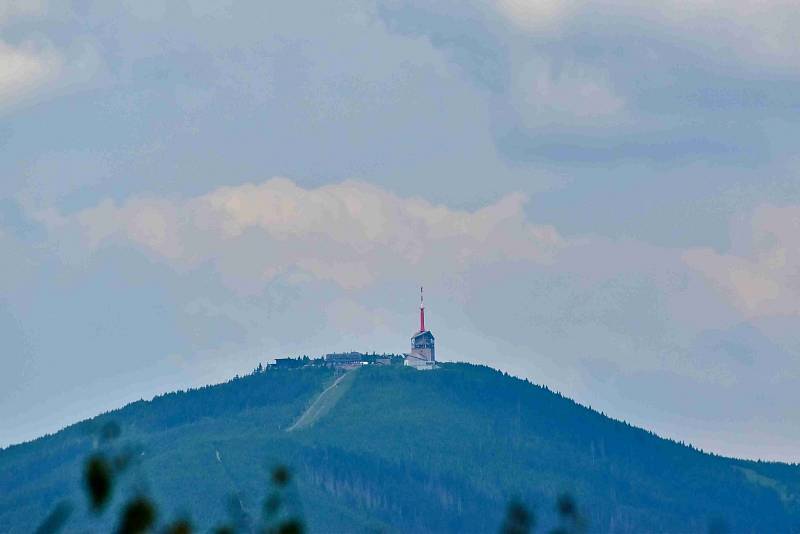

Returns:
286,368,358,432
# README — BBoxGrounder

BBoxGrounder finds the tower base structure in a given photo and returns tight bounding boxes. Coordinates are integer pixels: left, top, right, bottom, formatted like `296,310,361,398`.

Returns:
404,352,436,370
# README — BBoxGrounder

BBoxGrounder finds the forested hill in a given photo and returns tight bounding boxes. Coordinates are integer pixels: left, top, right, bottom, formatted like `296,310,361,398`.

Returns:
2,363,800,533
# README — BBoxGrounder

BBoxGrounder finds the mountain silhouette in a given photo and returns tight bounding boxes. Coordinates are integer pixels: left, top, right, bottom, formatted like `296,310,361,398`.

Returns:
2,362,799,533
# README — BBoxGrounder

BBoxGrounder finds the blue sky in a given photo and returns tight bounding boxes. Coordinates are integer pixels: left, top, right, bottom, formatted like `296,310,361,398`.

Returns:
2,0,800,460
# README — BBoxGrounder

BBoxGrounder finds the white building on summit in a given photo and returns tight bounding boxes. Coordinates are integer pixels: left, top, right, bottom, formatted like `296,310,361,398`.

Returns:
405,287,436,370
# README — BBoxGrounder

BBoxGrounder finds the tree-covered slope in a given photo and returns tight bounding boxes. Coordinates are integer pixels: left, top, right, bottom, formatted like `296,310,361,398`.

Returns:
2,363,799,533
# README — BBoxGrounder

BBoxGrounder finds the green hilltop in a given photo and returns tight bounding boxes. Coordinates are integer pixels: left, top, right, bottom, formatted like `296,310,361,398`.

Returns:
2,362,800,533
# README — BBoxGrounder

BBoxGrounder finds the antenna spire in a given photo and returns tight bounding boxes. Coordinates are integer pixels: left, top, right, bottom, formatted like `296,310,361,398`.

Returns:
419,286,425,332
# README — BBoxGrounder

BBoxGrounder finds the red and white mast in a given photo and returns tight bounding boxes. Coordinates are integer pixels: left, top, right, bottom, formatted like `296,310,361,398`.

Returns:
419,286,425,332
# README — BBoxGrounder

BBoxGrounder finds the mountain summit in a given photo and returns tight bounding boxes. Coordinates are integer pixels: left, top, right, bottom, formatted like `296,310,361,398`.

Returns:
2,363,799,533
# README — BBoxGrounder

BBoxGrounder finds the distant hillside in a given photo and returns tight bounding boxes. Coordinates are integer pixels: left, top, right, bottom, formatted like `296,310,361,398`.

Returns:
2,363,800,533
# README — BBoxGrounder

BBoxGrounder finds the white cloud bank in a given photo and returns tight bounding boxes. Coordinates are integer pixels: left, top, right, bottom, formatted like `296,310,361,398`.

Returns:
42,178,563,292
48,177,799,332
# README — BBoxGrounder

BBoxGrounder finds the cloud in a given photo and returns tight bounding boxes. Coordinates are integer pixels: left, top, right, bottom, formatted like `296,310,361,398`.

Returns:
645,0,800,71
684,204,800,318
0,32,103,113
492,0,800,72
0,0,58,106
41,178,563,292
511,56,625,126
494,0,575,32
0,38,62,108
0,0,47,24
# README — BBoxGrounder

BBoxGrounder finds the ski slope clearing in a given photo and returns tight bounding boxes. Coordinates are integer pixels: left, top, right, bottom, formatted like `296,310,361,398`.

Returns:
287,368,358,432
